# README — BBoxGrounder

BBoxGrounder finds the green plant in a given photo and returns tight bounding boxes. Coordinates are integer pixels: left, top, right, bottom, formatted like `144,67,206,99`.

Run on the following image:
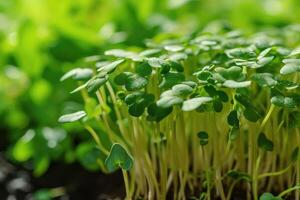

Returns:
59,25,300,200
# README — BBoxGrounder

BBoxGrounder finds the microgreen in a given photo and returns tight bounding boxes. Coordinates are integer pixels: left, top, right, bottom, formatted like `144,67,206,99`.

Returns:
59,26,300,200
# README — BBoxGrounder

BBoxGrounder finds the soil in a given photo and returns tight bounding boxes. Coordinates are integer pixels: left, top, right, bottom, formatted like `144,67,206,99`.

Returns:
0,155,124,200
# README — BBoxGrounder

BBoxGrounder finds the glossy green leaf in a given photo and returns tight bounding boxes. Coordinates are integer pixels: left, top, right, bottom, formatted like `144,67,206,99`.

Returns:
135,62,152,77
280,62,300,75
227,110,239,127
105,143,133,172
215,66,243,80
60,68,93,81
58,111,86,123
223,80,251,88
125,74,148,91
171,84,194,96
271,96,297,109
157,96,183,108
164,44,184,52
97,59,124,76
182,97,212,111
86,76,108,93
243,108,261,122
159,72,185,89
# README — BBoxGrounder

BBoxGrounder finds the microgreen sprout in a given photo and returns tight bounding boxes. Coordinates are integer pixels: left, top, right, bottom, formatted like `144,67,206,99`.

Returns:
59,26,300,200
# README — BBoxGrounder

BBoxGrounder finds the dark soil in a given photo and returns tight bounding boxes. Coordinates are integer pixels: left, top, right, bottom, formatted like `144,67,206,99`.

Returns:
0,155,124,200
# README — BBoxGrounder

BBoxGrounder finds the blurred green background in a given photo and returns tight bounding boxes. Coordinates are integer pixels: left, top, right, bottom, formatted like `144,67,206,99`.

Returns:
0,0,300,198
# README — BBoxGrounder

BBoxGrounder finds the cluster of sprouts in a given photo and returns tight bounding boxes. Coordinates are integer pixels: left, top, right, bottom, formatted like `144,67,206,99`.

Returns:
59,25,300,200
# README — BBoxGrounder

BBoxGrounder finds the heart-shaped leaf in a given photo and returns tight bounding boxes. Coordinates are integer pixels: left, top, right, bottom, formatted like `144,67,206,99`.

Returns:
105,143,133,173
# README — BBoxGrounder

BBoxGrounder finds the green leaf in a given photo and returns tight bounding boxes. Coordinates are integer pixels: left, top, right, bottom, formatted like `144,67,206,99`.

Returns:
125,74,148,91
243,108,261,122
182,97,213,111
227,110,239,127
12,130,35,161
197,71,212,81
223,80,251,88
86,76,108,93
114,72,133,85
213,100,223,112
227,170,251,182
97,59,124,76
225,47,256,59
259,193,282,200
197,131,209,146
147,57,162,68
105,143,133,172
251,73,277,87
60,68,93,81
139,49,161,57
164,44,184,52
157,96,183,108
215,66,243,81
105,49,135,58
257,56,274,66
128,103,146,117
147,103,173,122
217,91,229,102
159,72,185,89
280,59,300,75
125,92,154,117
228,126,239,141
58,111,86,123
136,62,152,76
172,84,194,96
258,132,274,152
271,96,297,109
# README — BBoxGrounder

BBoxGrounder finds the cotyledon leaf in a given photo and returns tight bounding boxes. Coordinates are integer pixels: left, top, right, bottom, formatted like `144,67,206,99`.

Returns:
97,59,125,76
105,143,133,172
182,97,213,111
58,111,86,123
223,80,251,88
60,68,93,81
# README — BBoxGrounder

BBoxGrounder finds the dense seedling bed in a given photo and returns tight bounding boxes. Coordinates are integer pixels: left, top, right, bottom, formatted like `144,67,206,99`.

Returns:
59,26,300,200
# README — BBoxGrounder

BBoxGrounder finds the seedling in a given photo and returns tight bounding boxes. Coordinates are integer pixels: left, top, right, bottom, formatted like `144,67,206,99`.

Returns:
59,26,300,200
